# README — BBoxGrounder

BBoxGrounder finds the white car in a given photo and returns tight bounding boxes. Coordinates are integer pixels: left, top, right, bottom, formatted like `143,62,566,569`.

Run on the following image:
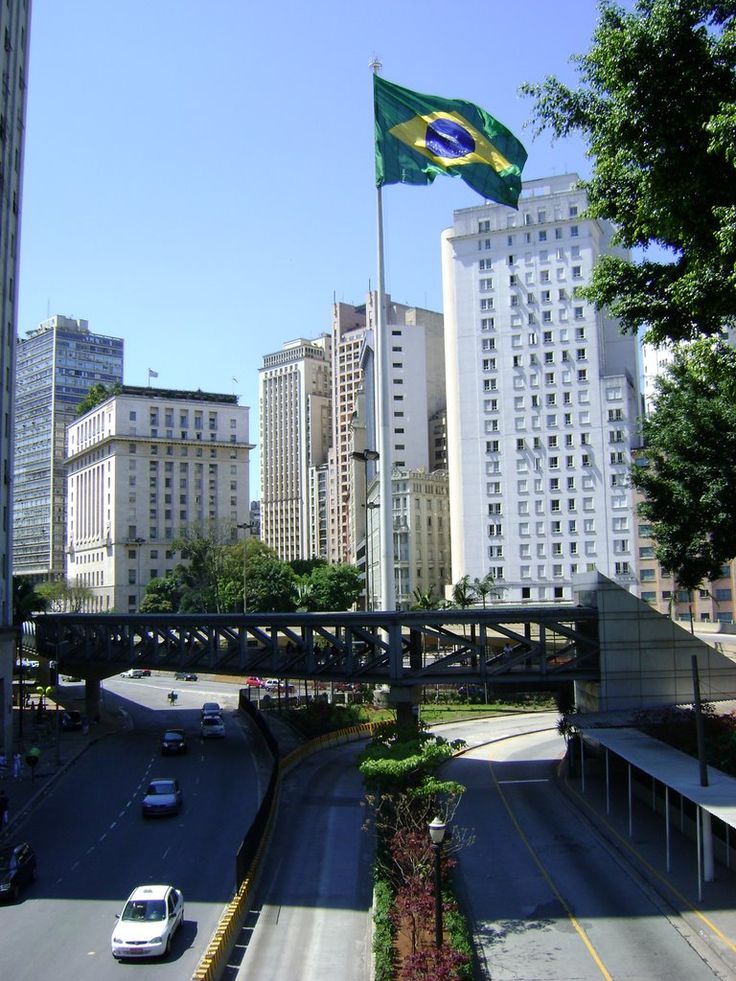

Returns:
111,884,184,959
200,714,225,738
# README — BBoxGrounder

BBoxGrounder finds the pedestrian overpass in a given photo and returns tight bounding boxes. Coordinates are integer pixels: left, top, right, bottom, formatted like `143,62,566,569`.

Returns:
27,574,736,718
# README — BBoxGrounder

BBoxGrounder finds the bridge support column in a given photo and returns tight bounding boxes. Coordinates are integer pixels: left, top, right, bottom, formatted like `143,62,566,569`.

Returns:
85,677,102,723
387,685,421,731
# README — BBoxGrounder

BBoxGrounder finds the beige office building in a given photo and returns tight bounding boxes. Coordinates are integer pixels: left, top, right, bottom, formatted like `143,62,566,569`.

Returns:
259,336,332,562
66,386,252,612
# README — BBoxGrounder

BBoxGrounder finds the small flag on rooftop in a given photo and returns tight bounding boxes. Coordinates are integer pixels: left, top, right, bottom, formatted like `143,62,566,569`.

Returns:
374,75,527,209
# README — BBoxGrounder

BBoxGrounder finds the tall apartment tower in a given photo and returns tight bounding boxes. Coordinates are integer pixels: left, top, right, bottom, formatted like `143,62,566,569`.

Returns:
65,386,252,612
330,301,369,564
13,316,124,581
441,174,642,602
333,294,446,568
259,336,332,562
0,0,31,757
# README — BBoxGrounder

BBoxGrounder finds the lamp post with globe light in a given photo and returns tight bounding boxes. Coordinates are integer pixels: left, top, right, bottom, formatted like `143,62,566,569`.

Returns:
428,816,447,947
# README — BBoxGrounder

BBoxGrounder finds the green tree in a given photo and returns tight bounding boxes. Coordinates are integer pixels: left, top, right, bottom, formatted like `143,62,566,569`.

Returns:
13,577,46,624
523,0,736,346
451,575,473,609
245,552,297,612
631,337,736,588
294,577,315,612
289,557,326,577
411,586,441,610
306,563,363,611
173,521,234,613
36,579,93,612
140,573,184,613
75,382,122,417
471,574,498,608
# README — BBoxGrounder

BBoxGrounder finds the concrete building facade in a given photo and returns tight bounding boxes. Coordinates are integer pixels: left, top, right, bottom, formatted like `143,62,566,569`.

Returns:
65,386,251,612
259,336,331,562
441,173,642,602
0,0,31,757
13,316,124,581
390,469,451,609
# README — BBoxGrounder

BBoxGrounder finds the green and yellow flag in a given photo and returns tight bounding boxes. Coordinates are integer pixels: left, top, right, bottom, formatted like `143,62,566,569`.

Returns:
374,75,527,209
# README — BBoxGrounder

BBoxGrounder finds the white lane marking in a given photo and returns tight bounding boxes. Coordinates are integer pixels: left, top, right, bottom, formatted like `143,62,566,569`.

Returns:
497,778,549,784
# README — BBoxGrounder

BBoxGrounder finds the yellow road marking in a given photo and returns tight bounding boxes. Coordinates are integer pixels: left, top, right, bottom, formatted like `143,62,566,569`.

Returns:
489,762,614,981
566,778,736,955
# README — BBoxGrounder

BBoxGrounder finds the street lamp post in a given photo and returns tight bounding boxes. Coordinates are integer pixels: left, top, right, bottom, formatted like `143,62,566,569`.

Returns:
237,522,255,613
366,502,380,611
351,449,379,611
428,816,447,948
49,659,61,766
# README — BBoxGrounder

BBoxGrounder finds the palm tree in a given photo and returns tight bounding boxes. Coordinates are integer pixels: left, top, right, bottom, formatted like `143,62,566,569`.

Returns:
411,586,440,610
471,573,497,609
294,578,314,612
451,575,473,609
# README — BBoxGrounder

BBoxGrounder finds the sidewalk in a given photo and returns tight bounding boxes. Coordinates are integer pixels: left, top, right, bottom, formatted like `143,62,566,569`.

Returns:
0,697,126,839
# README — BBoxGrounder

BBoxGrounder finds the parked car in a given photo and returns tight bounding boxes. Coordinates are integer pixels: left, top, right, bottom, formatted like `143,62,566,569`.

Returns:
200,701,221,717
111,883,184,959
0,843,36,902
200,714,225,739
141,778,182,817
160,729,187,755
60,710,84,731
174,671,198,681
245,676,265,688
121,668,147,679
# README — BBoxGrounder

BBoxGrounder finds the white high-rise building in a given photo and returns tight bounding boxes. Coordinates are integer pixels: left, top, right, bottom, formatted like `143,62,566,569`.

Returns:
441,173,642,602
259,336,332,562
66,386,252,612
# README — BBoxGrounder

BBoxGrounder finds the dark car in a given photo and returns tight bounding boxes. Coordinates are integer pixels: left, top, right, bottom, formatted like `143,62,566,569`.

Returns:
141,778,182,817
0,843,36,902
161,729,187,755
60,710,84,731
174,671,198,681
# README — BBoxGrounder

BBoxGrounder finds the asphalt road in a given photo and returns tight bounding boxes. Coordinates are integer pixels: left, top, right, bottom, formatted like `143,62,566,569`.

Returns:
232,739,375,981
3,675,266,981
5,697,726,981
447,729,724,980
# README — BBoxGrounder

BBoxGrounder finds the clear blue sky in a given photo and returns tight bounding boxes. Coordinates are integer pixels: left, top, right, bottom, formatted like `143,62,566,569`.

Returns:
18,1,603,492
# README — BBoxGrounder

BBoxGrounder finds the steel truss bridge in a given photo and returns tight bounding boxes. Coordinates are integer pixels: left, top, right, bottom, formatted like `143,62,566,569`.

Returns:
32,604,600,691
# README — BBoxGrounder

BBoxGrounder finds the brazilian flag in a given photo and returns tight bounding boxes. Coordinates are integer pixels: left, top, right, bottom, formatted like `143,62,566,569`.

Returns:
374,75,527,209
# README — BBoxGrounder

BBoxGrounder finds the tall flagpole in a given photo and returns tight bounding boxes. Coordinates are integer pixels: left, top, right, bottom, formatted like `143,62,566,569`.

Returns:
371,58,396,612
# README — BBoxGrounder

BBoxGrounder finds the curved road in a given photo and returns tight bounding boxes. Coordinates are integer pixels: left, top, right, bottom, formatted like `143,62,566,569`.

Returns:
3,675,267,981
6,696,730,981
447,728,723,980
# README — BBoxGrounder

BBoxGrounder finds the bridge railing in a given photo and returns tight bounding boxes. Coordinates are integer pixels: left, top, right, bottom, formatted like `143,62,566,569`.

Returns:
32,606,600,687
